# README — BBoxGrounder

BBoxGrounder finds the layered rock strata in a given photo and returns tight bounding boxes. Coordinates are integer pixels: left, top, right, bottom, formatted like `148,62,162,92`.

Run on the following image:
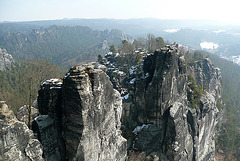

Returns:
35,65,127,161
0,101,44,161
62,65,127,161
35,78,65,161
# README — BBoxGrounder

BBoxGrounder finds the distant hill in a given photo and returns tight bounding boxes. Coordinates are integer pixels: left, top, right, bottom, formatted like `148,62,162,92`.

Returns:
1,18,240,58
0,18,228,37
0,25,131,66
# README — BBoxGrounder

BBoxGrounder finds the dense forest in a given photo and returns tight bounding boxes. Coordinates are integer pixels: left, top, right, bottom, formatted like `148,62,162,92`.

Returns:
208,53,240,160
0,59,65,114
0,25,131,67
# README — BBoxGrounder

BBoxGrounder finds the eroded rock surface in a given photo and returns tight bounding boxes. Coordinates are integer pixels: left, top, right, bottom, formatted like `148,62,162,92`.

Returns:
33,44,222,161
16,101,39,125
62,65,127,161
128,45,221,161
102,44,222,161
0,101,44,161
0,48,14,71
35,66,127,161
32,79,65,161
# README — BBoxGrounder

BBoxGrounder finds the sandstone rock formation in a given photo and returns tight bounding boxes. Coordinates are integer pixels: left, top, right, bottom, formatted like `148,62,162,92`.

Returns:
0,101,44,161
62,65,127,161
35,79,65,161
34,66,127,161
17,101,39,125
0,48,14,71
3,42,219,161
130,45,221,161
33,115,64,161
102,44,222,161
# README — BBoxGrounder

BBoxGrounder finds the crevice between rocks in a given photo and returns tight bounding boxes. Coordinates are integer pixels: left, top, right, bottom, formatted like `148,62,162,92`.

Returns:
187,110,196,161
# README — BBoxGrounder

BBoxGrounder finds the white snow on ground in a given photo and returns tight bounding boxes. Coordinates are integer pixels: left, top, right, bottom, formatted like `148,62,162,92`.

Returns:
121,93,129,100
229,55,240,65
130,78,136,84
144,73,149,78
43,78,62,85
50,87,62,89
133,124,150,135
64,72,70,79
97,64,106,69
164,29,179,33
113,70,125,76
200,42,219,50
213,30,225,33
129,66,136,75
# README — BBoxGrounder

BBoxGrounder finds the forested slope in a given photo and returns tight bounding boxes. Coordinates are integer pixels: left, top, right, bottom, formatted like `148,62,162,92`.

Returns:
0,25,131,66
0,59,65,114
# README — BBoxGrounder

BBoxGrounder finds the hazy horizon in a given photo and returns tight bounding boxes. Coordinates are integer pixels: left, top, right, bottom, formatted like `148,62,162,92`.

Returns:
1,0,240,25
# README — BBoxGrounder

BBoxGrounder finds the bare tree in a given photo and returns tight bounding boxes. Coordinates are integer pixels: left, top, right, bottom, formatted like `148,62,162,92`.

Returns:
18,58,61,128
133,37,146,50
146,33,156,52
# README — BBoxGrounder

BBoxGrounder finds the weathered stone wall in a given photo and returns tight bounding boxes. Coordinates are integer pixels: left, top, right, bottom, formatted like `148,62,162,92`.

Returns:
0,101,44,161
118,44,222,161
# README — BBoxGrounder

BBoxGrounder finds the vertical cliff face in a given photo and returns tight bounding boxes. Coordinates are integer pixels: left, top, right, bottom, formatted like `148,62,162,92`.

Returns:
108,44,222,161
125,46,192,160
187,58,222,161
0,101,44,161
35,65,127,161
35,79,65,161
133,46,187,126
61,65,127,161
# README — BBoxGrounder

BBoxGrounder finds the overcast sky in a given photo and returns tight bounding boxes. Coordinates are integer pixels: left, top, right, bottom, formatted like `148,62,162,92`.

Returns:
0,0,240,24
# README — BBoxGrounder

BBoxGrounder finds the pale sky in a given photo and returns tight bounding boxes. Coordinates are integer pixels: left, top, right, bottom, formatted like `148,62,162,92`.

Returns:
0,0,240,24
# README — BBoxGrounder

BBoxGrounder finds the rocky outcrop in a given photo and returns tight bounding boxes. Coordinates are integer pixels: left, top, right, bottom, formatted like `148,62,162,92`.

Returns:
16,101,39,125
128,45,221,160
32,115,64,161
35,78,65,161
0,48,14,71
0,101,44,161
62,64,127,161
103,44,222,161
24,43,220,161
34,65,127,161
